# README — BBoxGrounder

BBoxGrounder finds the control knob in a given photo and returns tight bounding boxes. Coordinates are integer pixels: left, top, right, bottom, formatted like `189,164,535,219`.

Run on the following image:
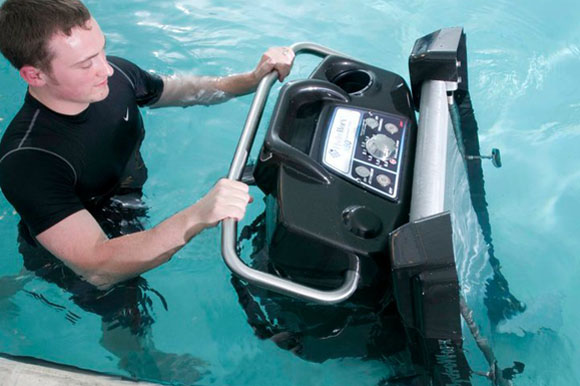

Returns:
365,134,396,161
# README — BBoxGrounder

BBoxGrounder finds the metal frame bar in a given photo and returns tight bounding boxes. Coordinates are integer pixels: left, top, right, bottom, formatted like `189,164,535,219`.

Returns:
221,43,360,305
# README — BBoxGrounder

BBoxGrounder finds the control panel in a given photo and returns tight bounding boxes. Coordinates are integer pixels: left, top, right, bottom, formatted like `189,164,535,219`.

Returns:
322,106,408,201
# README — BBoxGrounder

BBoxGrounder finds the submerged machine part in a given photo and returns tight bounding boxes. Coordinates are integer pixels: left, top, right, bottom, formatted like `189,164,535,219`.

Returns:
222,29,523,386
232,53,420,367
390,213,471,384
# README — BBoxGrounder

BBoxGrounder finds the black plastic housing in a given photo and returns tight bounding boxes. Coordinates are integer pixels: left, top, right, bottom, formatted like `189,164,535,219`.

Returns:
253,56,417,291
409,27,467,110
390,212,471,384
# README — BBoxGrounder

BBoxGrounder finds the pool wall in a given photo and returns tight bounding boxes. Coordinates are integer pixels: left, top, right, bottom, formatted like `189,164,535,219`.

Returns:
0,354,159,386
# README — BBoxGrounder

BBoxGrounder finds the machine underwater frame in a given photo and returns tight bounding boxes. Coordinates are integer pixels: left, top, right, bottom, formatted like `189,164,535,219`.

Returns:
222,28,523,386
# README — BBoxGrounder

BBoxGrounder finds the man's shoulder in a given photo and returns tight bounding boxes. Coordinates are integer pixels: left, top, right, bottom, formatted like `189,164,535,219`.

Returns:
0,100,75,170
107,55,136,71
107,56,151,88
0,101,40,156
106,56,164,106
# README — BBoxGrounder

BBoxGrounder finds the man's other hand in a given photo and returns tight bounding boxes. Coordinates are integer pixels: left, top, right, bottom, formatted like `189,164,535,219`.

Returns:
195,179,252,228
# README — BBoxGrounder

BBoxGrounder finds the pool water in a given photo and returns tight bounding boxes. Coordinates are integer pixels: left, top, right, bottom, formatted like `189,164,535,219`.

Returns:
1,0,579,385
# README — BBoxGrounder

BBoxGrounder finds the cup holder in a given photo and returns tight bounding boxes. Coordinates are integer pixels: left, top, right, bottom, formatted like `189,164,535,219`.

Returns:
331,69,373,95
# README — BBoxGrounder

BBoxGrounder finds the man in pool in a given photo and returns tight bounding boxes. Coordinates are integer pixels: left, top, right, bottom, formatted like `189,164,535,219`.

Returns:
0,0,294,382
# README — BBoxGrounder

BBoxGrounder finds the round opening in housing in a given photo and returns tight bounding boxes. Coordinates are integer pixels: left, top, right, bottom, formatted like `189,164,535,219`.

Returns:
331,69,373,95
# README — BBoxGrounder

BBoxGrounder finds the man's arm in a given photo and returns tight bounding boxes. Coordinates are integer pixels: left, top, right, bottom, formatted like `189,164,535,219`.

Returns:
151,46,295,108
35,179,250,289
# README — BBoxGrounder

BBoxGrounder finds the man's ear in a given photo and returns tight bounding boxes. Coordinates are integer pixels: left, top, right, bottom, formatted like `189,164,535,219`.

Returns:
19,65,47,87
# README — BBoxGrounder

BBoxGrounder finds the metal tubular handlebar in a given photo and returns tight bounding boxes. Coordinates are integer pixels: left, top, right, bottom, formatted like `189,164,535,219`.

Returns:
221,43,360,305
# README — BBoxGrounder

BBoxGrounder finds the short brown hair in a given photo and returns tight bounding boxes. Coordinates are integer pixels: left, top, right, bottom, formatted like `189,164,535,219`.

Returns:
0,0,91,70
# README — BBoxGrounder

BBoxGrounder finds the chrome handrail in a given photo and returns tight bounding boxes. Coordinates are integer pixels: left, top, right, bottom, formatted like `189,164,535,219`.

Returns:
221,43,360,305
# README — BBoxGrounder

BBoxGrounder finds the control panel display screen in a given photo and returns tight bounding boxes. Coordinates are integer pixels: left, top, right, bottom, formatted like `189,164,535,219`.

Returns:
323,108,361,174
322,106,408,201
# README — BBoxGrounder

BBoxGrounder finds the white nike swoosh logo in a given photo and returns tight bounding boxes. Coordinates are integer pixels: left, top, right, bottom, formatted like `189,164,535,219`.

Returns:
123,108,129,122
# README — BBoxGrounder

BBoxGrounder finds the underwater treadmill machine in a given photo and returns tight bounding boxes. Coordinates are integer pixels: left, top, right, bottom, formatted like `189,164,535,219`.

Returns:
222,28,510,385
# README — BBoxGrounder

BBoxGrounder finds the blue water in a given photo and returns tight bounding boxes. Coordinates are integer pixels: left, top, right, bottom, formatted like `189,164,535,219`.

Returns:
1,0,579,385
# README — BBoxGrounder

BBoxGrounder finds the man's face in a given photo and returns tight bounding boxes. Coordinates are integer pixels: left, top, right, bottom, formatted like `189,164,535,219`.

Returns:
43,17,113,106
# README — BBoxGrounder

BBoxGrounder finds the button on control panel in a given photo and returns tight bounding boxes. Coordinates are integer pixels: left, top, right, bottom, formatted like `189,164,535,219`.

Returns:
322,107,409,201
